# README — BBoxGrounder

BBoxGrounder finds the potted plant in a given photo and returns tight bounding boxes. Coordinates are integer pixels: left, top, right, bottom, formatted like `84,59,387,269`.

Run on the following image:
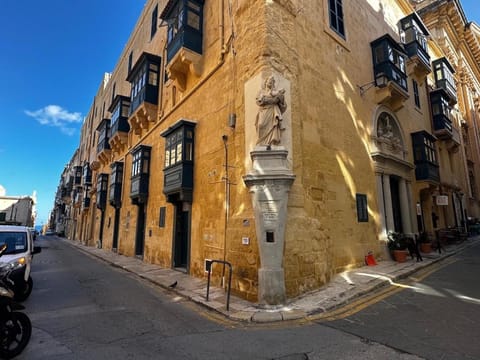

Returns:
387,231,408,262
418,231,432,253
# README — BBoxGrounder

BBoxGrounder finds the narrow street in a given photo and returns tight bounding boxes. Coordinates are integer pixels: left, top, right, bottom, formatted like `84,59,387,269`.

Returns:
17,236,479,359
325,240,480,360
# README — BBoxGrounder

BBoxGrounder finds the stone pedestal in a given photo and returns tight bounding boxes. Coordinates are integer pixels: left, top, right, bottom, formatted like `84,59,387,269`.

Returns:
243,147,295,305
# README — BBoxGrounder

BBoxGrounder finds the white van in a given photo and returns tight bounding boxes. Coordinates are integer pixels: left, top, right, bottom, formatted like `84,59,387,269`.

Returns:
0,225,41,301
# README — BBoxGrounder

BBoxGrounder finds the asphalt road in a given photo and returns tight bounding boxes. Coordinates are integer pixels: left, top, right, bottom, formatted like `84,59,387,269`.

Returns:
326,240,480,360
14,236,435,359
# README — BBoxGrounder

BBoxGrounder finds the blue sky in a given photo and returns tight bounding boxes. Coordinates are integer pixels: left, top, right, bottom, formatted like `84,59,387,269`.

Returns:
0,1,479,226
0,1,146,226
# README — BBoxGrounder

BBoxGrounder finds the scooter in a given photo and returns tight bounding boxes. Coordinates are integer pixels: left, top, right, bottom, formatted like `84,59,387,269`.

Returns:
0,244,32,359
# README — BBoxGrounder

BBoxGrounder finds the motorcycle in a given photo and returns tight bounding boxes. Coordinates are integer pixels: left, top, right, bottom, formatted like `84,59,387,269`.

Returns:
0,244,32,359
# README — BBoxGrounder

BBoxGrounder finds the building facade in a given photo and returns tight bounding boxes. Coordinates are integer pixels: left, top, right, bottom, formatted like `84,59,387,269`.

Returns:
52,0,480,304
0,186,36,227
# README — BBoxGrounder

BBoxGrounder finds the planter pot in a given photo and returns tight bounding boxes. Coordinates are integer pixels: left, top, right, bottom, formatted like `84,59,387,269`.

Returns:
420,242,432,253
393,249,408,263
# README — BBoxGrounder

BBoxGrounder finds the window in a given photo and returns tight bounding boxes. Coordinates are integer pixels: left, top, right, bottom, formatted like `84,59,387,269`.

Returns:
430,89,453,132
128,51,133,73
422,136,437,164
126,53,161,114
399,13,430,68
74,166,82,185
96,173,109,210
109,162,124,207
159,207,166,227
356,194,368,222
161,120,196,202
166,2,184,44
413,79,420,108
0,232,27,255
111,83,116,107
432,58,456,102
0,212,6,222
132,151,142,177
411,131,439,182
96,119,111,154
412,133,437,164
161,0,204,62
164,129,190,168
83,164,92,185
97,174,109,192
109,96,131,135
151,4,158,39
328,0,345,38
130,146,151,203
131,146,151,177
371,35,408,91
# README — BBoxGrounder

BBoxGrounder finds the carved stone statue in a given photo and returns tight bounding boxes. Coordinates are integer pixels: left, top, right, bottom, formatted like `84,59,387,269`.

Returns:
255,76,287,146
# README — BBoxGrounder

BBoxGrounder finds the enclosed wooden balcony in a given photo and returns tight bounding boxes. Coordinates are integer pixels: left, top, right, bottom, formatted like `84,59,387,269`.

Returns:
371,34,409,111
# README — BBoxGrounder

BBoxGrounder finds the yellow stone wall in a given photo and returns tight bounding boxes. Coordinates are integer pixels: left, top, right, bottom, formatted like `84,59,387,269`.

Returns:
63,0,480,302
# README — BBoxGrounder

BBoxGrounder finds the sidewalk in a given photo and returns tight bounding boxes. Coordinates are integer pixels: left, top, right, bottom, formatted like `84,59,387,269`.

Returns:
62,236,479,323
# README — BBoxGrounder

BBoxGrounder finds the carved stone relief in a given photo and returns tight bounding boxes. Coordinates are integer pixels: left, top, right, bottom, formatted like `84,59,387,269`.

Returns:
374,112,404,157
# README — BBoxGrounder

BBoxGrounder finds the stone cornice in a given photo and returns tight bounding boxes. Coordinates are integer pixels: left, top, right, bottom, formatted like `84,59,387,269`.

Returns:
416,0,480,88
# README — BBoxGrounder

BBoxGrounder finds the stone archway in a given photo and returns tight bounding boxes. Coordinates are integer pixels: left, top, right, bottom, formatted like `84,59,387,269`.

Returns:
370,107,416,241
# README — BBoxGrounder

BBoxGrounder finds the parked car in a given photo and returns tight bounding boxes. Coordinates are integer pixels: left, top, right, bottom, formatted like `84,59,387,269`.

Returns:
44,229,55,236
0,225,41,301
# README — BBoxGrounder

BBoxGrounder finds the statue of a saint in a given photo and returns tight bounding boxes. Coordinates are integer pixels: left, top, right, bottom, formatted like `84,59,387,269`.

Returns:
255,76,287,146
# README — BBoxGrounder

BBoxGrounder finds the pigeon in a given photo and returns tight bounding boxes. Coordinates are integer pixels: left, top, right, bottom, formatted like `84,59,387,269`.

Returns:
169,281,178,288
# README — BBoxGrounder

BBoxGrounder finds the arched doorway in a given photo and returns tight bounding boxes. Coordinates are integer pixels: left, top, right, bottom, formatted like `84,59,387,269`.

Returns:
371,108,416,240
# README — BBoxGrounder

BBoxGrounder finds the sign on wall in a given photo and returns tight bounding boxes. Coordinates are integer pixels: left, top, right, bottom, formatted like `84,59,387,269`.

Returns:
436,195,449,206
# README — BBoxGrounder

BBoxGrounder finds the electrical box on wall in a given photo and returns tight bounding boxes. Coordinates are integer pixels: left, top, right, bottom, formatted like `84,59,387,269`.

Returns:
242,237,249,245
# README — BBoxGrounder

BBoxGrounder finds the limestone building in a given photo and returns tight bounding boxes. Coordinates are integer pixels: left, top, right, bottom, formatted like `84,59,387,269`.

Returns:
52,0,480,304
0,186,36,227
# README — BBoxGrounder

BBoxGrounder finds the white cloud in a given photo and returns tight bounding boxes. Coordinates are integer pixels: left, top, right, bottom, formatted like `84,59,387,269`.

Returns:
25,105,82,135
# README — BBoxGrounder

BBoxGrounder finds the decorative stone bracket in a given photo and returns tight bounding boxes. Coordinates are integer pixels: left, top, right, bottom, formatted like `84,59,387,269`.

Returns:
375,82,409,112
109,132,128,155
166,48,202,92
128,102,158,137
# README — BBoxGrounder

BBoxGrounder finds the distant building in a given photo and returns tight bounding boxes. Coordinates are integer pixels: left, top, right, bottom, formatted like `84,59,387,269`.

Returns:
0,186,36,227
52,0,480,304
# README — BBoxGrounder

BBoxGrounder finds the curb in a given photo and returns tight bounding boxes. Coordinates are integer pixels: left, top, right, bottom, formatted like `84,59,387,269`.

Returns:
58,237,477,324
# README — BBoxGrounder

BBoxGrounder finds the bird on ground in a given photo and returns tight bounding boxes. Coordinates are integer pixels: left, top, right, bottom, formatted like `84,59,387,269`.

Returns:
169,281,178,288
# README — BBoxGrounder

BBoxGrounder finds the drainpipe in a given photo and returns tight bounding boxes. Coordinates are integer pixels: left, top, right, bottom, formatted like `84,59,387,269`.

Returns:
221,134,229,286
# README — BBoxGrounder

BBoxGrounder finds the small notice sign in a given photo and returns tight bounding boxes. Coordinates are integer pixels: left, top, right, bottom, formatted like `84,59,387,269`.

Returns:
436,195,448,206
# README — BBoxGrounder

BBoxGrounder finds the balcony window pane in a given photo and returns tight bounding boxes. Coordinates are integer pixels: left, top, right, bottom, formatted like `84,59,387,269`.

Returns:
176,143,182,162
188,1,200,12
171,147,176,165
186,142,193,161
165,150,170,167
142,158,149,174
149,71,158,86
187,11,200,29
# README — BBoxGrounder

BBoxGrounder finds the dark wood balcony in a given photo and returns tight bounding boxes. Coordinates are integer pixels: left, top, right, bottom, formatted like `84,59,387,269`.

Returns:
430,88,453,140
411,131,439,183
400,13,431,79
161,0,204,91
432,58,457,105
371,34,409,111
126,53,161,136
108,95,131,155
